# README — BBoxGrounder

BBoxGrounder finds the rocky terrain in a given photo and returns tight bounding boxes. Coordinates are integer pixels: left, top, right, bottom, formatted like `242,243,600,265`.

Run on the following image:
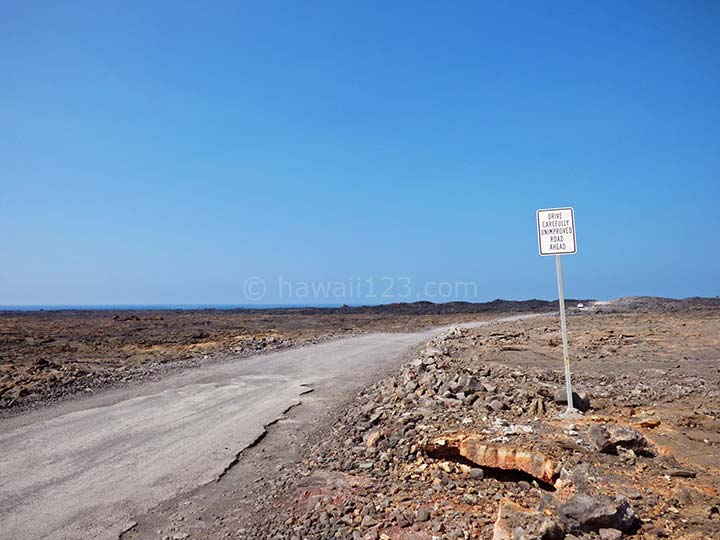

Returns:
205,307,720,540
4,298,715,413
5,298,720,539
0,307,504,412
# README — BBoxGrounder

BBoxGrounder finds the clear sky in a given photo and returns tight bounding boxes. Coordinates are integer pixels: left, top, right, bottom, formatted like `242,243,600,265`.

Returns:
2,1,718,305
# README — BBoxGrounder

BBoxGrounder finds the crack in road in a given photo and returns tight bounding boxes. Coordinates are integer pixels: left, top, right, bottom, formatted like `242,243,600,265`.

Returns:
214,386,315,483
1,329,453,540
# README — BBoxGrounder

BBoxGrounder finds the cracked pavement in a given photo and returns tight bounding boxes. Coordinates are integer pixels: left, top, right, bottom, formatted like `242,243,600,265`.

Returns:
1,324,494,540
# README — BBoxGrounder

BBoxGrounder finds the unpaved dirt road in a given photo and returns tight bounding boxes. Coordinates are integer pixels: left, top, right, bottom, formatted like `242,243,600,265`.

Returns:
0,318,535,540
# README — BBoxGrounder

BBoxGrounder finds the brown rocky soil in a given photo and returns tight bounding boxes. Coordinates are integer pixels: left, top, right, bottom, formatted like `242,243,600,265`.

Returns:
5,298,720,540
4,298,712,412
221,307,720,540
0,307,504,412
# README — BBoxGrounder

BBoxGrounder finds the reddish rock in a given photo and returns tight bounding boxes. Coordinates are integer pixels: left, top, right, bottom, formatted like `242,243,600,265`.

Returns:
425,434,558,485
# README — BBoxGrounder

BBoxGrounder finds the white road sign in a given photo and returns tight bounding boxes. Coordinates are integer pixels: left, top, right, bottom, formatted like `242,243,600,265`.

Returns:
535,206,579,416
536,207,577,256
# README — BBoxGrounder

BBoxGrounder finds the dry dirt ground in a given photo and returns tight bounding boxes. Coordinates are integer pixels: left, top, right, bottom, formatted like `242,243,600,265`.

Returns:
0,308,505,412
4,299,719,540
4,298,704,413
164,306,720,540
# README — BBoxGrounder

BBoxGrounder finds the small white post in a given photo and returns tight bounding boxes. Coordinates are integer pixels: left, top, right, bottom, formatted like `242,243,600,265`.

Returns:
555,254,576,415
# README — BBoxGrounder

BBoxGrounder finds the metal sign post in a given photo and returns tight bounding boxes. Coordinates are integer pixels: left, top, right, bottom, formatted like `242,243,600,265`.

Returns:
536,207,579,416
555,254,575,415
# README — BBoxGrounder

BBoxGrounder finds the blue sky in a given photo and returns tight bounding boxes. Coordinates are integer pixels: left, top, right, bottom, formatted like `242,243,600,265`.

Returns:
1,1,718,305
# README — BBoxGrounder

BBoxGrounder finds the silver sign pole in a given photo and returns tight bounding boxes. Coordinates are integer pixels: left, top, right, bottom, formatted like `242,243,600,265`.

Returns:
556,254,575,414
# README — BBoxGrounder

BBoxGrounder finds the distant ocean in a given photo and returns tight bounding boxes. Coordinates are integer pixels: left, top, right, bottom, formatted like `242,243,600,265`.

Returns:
0,304,348,311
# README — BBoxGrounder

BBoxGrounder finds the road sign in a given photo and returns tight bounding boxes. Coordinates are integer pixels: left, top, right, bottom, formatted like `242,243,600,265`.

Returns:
536,206,579,417
537,207,576,256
